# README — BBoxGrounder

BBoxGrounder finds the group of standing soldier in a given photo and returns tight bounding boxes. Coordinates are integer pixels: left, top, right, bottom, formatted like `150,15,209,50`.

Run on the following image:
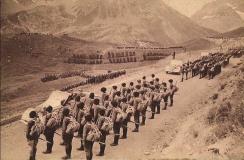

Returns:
180,52,231,82
61,70,126,91
26,73,178,160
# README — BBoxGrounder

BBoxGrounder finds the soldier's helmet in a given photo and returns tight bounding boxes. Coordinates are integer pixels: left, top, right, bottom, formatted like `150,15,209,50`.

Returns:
168,79,173,83
112,85,117,90
121,83,126,87
142,76,146,80
151,74,155,78
130,82,134,86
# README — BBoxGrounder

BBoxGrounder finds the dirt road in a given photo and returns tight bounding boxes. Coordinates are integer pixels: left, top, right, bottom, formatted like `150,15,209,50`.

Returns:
1,52,240,160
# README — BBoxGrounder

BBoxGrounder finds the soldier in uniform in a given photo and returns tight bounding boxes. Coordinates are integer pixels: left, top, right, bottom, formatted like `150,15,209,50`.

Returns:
26,111,39,160
161,82,169,110
110,101,122,146
96,109,107,156
142,76,147,85
151,74,155,82
92,98,105,123
149,86,156,119
83,114,94,160
131,91,142,132
120,83,127,98
62,108,73,159
154,85,162,114
43,106,55,154
181,64,185,82
120,97,130,139
84,93,95,113
100,87,108,106
129,82,134,92
77,102,86,151
168,79,175,106
110,86,118,101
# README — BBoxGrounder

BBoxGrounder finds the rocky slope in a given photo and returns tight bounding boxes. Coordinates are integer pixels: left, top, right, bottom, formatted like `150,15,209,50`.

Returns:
1,0,216,45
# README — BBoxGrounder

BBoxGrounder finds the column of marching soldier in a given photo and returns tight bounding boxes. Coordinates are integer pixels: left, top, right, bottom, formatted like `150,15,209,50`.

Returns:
26,74,178,160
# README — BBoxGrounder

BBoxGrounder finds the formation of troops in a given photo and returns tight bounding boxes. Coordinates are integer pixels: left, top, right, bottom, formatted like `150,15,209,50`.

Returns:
41,71,88,83
26,74,178,160
180,52,232,82
143,52,171,61
66,54,103,65
25,50,240,160
60,70,126,91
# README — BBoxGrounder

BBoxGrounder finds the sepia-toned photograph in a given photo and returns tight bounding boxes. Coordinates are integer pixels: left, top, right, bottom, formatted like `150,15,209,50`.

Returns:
0,0,244,160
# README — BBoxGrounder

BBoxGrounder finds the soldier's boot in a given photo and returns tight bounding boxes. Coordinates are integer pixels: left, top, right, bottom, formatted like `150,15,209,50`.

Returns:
162,102,167,110
170,99,173,106
156,104,160,114
110,136,119,146
97,145,105,156
43,143,52,154
77,142,84,151
120,128,127,139
149,113,154,119
141,116,146,126
132,124,139,132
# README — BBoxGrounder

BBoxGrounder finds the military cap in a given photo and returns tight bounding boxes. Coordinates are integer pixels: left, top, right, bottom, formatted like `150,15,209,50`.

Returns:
46,105,53,113
101,87,107,92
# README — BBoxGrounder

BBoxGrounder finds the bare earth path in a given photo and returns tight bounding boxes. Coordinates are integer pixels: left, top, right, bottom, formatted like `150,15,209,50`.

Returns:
1,53,239,160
